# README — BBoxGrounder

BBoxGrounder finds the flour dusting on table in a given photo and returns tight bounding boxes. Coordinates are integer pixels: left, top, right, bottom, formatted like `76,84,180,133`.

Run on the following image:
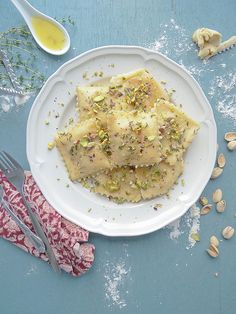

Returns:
185,205,201,249
104,260,130,308
166,218,183,240
165,204,201,249
209,72,236,123
146,18,236,124
0,96,11,113
148,19,193,57
104,244,131,309
25,263,38,276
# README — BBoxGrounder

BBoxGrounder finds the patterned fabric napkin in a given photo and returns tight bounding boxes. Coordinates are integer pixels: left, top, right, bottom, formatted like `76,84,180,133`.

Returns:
0,170,95,276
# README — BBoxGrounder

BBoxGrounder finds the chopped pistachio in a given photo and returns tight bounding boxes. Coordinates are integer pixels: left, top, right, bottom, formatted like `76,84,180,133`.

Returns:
199,196,208,206
191,233,200,242
147,135,156,141
47,142,54,150
105,180,120,192
93,95,105,102
80,138,89,147
98,129,107,140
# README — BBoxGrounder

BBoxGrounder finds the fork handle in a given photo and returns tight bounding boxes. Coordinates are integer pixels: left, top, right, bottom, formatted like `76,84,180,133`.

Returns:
1,199,46,253
21,193,61,273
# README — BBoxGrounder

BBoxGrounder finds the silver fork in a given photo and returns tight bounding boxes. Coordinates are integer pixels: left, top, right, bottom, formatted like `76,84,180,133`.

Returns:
0,185,45,252
0,151,61,273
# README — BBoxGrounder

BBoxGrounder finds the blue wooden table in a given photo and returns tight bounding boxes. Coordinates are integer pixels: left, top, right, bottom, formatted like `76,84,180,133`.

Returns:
1,1,236,313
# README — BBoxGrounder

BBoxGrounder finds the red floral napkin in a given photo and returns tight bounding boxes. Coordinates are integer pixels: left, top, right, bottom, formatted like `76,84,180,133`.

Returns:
0,170,95,276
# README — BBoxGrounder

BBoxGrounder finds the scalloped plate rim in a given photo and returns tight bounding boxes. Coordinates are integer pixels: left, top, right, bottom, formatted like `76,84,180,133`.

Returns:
27,45,217,237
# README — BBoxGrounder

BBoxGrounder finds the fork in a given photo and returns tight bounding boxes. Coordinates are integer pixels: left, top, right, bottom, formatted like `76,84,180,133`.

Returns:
0,185,45,252
0,151,61,273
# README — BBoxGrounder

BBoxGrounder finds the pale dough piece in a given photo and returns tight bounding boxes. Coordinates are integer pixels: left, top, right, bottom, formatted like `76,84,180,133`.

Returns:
55,118,111,180
93,167,142,203
92,159,183,202
107,109,162,167
192,28,236,59
155,101,199,165
135,159,184,199
76,68,169,120
55,102,199,181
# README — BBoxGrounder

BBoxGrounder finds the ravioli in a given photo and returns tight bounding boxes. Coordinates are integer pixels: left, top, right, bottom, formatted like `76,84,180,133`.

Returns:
76,68,169,120
135,159,184,199
55,103,199,182
93,167,142,203
55,118,110,180
56,68,199,202
107,110,161,167
155,101,199,165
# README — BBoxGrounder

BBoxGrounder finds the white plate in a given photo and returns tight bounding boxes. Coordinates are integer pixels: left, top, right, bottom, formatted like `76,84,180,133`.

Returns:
27,45,217,237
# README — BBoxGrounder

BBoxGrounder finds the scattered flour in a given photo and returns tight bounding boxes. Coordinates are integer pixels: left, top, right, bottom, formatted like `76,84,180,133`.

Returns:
25,263,38,276
208,72,236,122
148,19,194,57
165,204,201,249
166,218,183,240
14,93,32,106
147,18,236,124
104,260,130,309
185,205,201,249
0,93,31,116
0,96,11,112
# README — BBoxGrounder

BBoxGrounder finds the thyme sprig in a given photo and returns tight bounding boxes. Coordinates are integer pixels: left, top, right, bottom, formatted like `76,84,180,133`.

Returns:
0,16,76,93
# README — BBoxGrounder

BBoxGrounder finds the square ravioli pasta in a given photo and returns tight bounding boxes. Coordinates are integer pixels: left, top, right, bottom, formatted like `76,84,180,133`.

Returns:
91,159,183,202
93,167,142,203
76,68,169,120
135,159,184,200
55,118,111,181
155,101,200,165
107,110,162,167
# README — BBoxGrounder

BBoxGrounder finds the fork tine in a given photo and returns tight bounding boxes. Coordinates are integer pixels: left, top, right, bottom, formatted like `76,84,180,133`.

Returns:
0,157,7,172
2,151,19,170
0,152,16,170
0,155,11,170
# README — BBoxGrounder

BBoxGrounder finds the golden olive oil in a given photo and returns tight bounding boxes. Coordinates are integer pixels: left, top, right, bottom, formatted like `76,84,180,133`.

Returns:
31,16,65,50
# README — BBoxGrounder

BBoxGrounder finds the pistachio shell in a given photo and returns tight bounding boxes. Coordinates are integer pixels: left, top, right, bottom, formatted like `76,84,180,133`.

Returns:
211,167,223,179
212,189,222,203
210,235,219,247
207,244,219,258
227,140,236,151
222,226,234,239
224,132,236,142
200,204,212,215
217,153,225,168
216,200,226,213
